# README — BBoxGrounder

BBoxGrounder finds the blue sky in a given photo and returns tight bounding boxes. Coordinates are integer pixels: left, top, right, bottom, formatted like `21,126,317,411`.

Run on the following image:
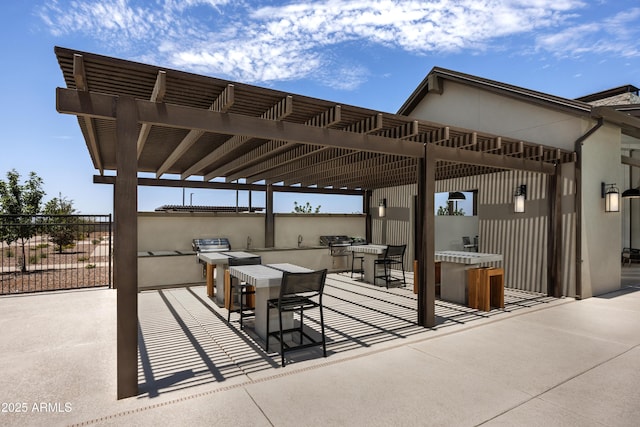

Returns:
1,0,639,214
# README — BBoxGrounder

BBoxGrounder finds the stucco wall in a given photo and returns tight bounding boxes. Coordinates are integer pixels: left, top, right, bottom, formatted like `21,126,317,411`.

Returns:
136,212,366,288
579,123,622,297
138,212,366,252
410,80,585,151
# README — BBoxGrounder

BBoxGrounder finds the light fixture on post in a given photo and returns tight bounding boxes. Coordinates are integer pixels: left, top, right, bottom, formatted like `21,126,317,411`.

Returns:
378,198,387,218
601,182,620,212
447,192,466,201
448,191,466,215
514,185,526,213
621,186,640,199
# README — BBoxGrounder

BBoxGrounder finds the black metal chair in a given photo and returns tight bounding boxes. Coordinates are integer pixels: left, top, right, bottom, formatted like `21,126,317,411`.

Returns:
462,236,476,251
350,251,364,279
226,256,261,329
374,244,406,288
266,269,328,367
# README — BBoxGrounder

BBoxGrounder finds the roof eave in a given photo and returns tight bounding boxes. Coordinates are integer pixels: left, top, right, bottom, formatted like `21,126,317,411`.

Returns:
398,67,593,117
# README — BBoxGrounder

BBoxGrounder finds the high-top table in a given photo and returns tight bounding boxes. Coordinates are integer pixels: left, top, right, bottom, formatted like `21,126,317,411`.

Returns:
197,251,260,305
346,244,388,285
435,251,503,304
228,263,312,340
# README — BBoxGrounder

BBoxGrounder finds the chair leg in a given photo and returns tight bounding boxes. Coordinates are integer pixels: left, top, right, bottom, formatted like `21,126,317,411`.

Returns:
227,282,233,324
319,304,326,357
278,307,285,367
385,263,390,289
265,302,270,351
351,254,355,278
298,307,304,345
239,287,244,329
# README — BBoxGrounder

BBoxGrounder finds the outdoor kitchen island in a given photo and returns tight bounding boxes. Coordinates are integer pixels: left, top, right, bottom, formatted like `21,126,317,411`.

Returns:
435,251,503,306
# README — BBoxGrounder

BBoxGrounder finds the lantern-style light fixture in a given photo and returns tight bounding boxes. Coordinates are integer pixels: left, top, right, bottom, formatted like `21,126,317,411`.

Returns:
602,182,620,213
514,185,527,213
378,198,387,218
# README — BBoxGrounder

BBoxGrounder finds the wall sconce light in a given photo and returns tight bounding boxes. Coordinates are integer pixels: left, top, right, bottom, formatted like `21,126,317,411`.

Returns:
514,185,526,213
601,182,620,212
378,198,387,218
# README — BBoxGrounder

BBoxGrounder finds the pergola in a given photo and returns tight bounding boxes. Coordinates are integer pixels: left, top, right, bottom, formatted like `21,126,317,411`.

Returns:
54,46,575,398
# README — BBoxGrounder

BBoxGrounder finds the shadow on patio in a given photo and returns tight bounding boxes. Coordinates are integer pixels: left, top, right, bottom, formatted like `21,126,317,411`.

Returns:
137,272,557,398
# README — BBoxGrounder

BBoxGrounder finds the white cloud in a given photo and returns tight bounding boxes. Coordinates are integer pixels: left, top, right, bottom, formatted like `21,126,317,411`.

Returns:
536,7,640,58
39,0,639,88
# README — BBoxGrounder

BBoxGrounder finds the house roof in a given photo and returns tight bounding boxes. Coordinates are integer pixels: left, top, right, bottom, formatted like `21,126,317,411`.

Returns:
55,47,575,190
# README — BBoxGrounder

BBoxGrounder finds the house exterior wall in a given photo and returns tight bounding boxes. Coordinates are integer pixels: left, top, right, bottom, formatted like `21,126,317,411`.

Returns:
410,80,585,150
373,169,577,295
579,123,622,297
396,78,625,297
371,184,417,271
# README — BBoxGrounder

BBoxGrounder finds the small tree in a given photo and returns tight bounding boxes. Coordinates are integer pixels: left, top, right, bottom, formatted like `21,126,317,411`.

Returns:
436,205,465,216
292,201,321,213
43,194,78,253
0,170,45,272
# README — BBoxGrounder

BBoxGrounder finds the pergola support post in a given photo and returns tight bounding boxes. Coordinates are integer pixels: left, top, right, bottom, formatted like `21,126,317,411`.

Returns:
115,96,139,399
265,184,274,247
364,190,372,243
548,165,563,297
418,144,436,327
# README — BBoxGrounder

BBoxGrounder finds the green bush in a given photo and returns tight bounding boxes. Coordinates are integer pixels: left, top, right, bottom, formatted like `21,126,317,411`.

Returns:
86,263,96,269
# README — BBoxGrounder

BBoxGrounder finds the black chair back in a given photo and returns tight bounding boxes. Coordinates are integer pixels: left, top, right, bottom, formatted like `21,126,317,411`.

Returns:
384,244,406,259
280,269,327,298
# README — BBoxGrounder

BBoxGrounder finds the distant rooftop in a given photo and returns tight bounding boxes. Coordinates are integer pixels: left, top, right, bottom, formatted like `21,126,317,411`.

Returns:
576,84,640,104
155,205,264,213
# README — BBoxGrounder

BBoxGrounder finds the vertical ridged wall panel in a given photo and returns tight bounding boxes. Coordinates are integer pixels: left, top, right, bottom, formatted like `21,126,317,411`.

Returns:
372,168,576,295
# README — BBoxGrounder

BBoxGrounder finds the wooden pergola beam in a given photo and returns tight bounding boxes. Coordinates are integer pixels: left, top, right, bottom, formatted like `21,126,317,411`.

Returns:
73,55,103,174
193,95,293,181
57,88,559,173
218,105,341,181
157,84,235,178
93,175,364,195
137,70,166,159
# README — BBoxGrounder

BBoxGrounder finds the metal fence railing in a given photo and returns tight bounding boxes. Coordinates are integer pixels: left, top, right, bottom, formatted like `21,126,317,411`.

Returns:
0,214,112,295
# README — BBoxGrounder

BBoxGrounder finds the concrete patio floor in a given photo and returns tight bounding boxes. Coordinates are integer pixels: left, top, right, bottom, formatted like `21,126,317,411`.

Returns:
1,269,639,426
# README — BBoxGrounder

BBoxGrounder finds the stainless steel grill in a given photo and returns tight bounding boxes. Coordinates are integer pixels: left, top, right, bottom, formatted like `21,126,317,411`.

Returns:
192,238,231,253
320,235,367,270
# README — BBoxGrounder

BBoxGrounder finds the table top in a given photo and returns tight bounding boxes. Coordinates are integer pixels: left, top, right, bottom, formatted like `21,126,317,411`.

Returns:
435,251,503,264
267,263,314,273
197,251,258,264
197,252,231,264
347,244,387,254
229,263,312,288
229,264,283,287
